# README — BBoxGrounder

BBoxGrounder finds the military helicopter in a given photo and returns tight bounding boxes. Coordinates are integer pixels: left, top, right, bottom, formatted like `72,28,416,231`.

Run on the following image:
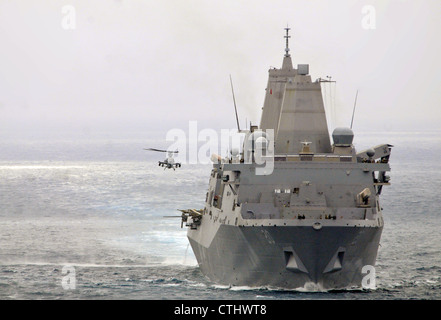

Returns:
144,148,181,170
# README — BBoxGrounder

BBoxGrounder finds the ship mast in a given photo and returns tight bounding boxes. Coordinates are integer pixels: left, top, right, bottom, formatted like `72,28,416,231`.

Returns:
260,27,331,154
284,26,291,57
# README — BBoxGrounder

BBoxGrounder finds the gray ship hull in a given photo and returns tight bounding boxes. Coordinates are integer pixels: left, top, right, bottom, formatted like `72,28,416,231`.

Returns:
188,225,382,290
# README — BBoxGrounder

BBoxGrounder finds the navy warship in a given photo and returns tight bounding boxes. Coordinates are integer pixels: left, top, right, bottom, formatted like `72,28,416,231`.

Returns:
180,28,392,290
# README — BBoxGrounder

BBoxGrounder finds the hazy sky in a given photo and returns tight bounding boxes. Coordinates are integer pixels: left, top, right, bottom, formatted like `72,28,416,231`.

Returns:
0,0,440,140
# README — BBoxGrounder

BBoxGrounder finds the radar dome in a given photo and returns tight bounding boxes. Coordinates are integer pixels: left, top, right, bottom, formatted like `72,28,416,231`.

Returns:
332,127,354,146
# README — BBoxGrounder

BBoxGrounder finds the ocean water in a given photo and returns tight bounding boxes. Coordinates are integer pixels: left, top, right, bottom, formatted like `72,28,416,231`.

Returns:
0,131,440,300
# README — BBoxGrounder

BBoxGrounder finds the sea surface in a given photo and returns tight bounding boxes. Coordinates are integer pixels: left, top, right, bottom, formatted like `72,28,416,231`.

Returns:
1,131,440,300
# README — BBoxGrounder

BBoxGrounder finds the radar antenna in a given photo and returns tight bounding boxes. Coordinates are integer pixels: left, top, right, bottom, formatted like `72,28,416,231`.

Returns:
229,74,241,132
284,26,291,57
350,89,359,129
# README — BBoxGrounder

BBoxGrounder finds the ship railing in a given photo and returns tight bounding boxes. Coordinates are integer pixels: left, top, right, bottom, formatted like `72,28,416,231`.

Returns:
274,154,354,162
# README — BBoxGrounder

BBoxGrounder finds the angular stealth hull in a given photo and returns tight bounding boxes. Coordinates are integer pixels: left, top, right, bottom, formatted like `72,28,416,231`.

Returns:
188,224,382,290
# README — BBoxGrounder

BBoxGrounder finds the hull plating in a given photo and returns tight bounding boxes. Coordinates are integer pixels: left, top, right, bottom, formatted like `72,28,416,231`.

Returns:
188,224,382,290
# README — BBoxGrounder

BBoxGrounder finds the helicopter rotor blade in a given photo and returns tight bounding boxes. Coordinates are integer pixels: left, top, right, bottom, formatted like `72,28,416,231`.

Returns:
144,148,179,153
144,148,167,152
